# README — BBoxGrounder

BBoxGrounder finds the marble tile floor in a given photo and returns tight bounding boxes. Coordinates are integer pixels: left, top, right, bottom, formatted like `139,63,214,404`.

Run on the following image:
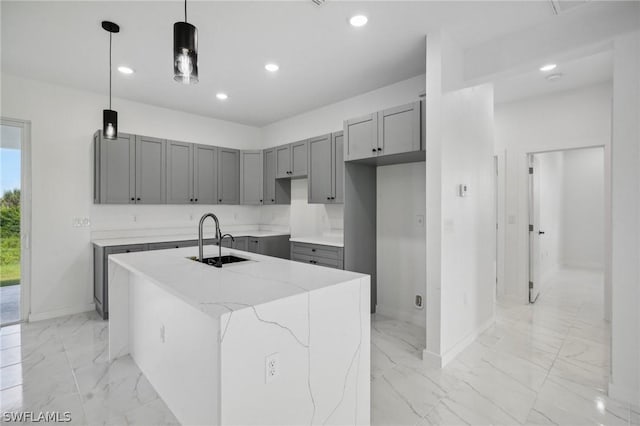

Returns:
0,268,637,425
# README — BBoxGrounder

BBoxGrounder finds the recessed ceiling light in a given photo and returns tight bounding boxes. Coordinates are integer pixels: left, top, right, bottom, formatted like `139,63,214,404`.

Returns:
265,63,279,72
349,15,368,27
216,93,229,100
539,63,557,72
546,73,563,81
117,65,134,75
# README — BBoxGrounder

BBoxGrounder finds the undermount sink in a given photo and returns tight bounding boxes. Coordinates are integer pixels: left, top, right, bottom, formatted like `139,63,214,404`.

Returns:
189,255,249,268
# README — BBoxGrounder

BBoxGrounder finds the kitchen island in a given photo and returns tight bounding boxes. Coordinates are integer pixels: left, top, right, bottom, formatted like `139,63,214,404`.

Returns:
108,245,370,426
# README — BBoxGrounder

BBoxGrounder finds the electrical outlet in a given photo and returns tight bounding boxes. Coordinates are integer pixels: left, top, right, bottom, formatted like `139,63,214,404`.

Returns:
415,295,423,309
160,324,165,343
72,217,91,228
265,353,279,383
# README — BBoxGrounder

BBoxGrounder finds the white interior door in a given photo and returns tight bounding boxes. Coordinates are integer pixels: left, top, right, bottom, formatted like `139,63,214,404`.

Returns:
528,154,541,303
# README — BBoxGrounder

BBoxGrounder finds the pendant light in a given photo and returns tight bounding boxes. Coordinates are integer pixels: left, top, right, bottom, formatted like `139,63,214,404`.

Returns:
102,21,119,139
173,0,198,84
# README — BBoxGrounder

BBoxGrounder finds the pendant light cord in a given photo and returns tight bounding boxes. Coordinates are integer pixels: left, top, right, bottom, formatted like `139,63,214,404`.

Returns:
109,32,112,109
184,0,187,22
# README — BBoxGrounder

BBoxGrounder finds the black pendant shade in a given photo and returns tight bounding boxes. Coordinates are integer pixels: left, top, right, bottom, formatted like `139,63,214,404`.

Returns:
174,1,198,84
102,21,119,140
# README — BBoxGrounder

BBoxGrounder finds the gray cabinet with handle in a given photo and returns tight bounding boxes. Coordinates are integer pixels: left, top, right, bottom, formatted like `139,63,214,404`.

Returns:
95,131,135,204
290,242,344,269
135,135,166,204
275,145,291,178
332,131,344,203
263,148,291,205
344,113,378,161
217,148,240,204
194,144,218,204
166,140,193,204
240,150,264,205
290,139,308,177
308,131,344,204
378,101,421,156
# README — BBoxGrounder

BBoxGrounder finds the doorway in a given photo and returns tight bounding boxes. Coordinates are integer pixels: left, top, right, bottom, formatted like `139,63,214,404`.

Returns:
528,147,605,304
0,118,31,325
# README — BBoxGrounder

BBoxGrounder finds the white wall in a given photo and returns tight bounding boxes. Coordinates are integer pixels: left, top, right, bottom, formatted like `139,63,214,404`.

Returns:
260,74,425,237
0,73,262,320
376,162,426,327
562,148,605,269
536,151,564,287
494,82,612,303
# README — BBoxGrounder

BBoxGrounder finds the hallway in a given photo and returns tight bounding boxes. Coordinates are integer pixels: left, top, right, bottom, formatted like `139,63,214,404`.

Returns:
372,268,637,425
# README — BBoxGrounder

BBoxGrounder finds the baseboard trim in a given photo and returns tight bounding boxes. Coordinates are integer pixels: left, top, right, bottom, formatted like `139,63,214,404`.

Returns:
608,381,640,406
28,303,95,322
375,304,425,328
422,315,495,369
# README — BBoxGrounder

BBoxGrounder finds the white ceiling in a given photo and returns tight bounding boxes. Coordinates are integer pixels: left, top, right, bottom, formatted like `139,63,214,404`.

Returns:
494,49,613,104
2,1,564,126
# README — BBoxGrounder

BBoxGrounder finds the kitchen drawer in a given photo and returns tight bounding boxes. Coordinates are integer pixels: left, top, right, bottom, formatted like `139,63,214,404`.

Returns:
148,240,198,250
105,244,149,255
291,242,342,260
291,252,341,269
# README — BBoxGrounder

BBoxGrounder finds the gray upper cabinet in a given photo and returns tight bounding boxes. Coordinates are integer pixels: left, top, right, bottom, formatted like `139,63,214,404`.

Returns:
308,132,344,204
332,131,344,204
290,139,308,177
308,134,333,203
378,101,421,156
166,140,193,204
135,135,166,204
344,113,378,161
240,150,263,205
263,148,277,204
96,131,135,204
217,148,240,204
194,144,218,204
275,145,291,179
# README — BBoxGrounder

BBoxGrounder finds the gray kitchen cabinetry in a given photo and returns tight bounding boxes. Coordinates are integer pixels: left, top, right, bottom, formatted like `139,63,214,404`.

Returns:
240,150,264,205
148,240,199,250
94,243,148,319
194,144,218,204
344,113,378,162
247,235,290,259
343,101,423,162
94,131,135,204
135,135,166,204
308,132,344,204
290,242,344,269
166,140,193,204
263,148,291,205
275,140,308,178
217,148,240,204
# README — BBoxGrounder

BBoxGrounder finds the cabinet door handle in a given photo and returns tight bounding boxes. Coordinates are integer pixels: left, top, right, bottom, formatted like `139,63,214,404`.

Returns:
311,248,316,252
195,198,198,202
377,147,382,151
137,197,141,201
271,199,275,202
259,199,262,203
131,197,135,201
190,198,193,202
372,148,376,152
218,199,222,202
327,196,331,200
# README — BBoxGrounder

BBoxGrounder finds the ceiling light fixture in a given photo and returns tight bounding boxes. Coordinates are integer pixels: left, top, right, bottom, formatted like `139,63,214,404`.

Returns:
539,63,557,72
101,21,120,140
216,93,228,100
349,15,368,27
118,65,134,75
265,63,279,72
174,0,198,84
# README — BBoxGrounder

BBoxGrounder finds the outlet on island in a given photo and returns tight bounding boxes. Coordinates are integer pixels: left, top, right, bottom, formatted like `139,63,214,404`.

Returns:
265,352,280,383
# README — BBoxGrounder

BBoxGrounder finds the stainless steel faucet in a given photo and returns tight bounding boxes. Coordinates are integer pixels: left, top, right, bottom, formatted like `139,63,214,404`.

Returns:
199,213,222,267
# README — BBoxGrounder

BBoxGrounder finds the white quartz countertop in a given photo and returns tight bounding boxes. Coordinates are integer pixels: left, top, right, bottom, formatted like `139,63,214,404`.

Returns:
289,235,344,247
109,246,365,320
92,230,289,247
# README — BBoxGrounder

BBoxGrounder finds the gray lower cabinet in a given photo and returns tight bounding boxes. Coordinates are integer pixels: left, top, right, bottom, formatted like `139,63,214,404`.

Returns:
194,144,218,204
290,242,344,269
95,131,135,204
247,235,290,259
135,135,166,204
148,240,199,250
221,236,249,251
308,131,344,204
94,243,148,319
217,148,240,204
166,140,193,204
240,150,264,205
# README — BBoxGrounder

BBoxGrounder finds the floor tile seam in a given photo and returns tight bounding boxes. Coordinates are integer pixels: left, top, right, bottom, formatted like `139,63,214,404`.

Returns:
62,340,90,422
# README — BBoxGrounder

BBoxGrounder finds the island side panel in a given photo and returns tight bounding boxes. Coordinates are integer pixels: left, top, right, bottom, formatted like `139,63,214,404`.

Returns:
220,277,370,426
127,272,221,426
108,260,130,360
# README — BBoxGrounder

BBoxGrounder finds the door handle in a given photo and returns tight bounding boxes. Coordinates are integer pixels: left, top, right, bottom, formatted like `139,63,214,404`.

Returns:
538,231,545,235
